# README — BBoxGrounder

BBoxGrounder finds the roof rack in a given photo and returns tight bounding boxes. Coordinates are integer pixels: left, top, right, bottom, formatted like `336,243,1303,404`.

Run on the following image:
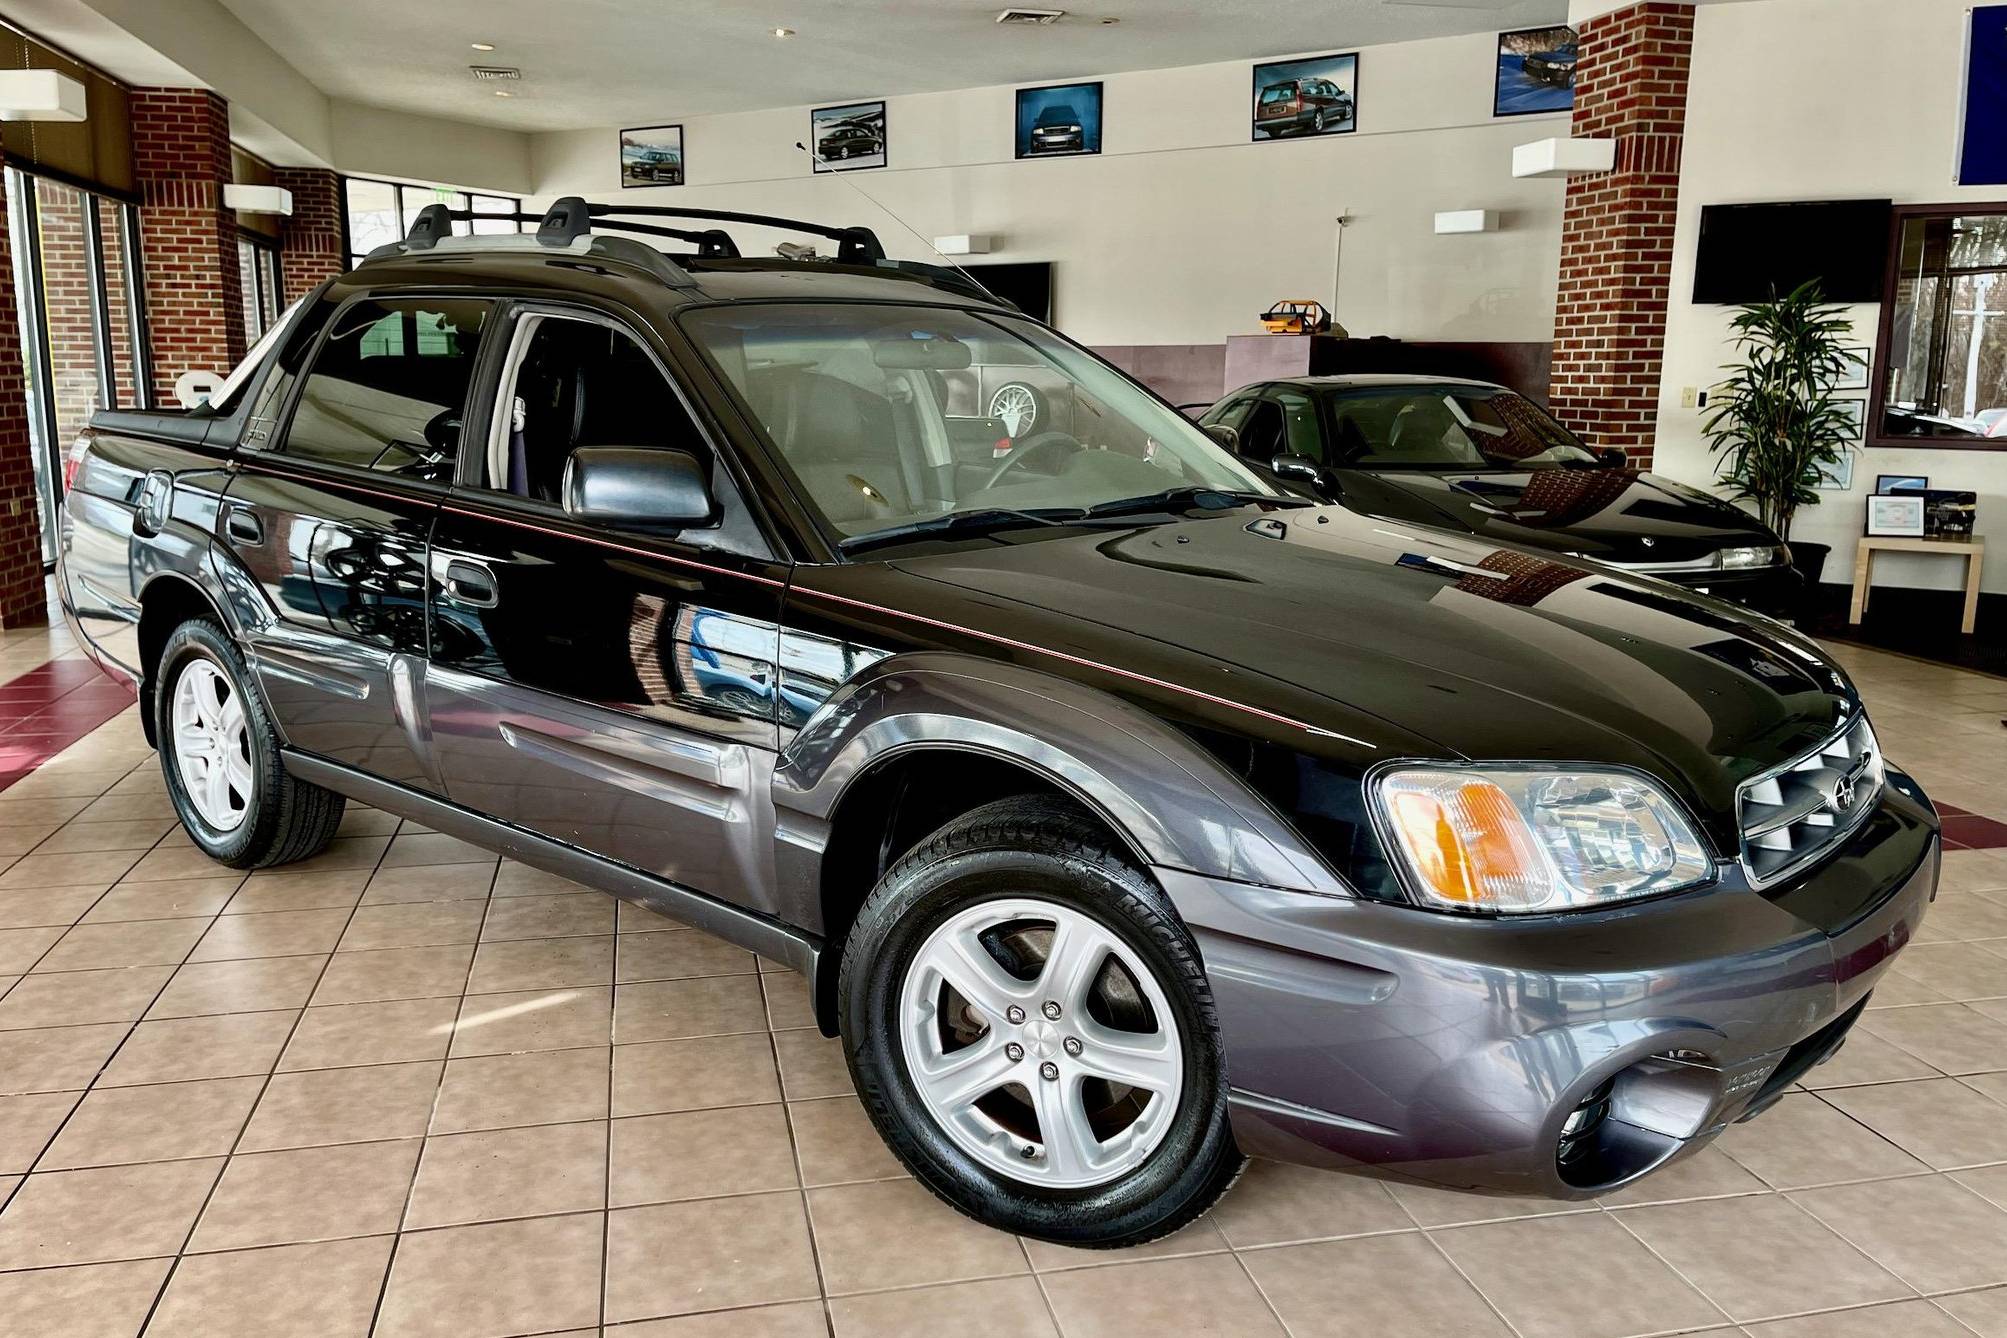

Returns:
364,196,1001,305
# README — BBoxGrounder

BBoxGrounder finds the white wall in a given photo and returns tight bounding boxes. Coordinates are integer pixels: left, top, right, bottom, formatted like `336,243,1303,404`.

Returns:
530,31,1571,349
1654,0,2007,592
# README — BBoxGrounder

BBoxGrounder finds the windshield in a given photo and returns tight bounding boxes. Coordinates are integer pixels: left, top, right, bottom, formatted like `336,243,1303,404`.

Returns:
681,303,1276,546
1324,386,1601,470
1037,106,1078,125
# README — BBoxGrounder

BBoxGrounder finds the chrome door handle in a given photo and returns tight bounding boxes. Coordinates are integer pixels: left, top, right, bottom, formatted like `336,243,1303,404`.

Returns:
441,558,499,609
224,506,263,545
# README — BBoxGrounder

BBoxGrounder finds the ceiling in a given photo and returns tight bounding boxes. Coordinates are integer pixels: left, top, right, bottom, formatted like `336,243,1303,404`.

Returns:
212,0,1568,133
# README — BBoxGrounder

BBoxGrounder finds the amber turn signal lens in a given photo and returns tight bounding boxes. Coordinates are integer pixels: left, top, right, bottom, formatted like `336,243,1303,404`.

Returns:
1386,777,1546,909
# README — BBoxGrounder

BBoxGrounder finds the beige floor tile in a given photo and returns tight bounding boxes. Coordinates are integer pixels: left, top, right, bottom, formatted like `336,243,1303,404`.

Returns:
189,1138,422,1251
0,884,108,930
831,1275,1057,1338
0,848,142,889
0,1257,173,1338
1040,1252,1285,1338
1210,1158,1411,1247
277,835,391,874
1433,1210,1726,1338
224,868,369,914
145,1234,395,1338
1596,1146,1768,1208
619,901,690,932
0,924,61,972
311,943,474,1005
1242,1230,1513,1338
98,1009,299,1086
38,1075,263,1170
279,996,460,1070
1937,1286,2007,1336
1384,1175,1598,1228
761,974,817,1031
0,1090,78,1176
145,954,328,1019
30,818,173,854
615,975,769,1044
808,1177,1028,1295
1958,1160,2007,1210
0,963,171,1029
404,1119,608,1228
1802,1026,1942,1087
480,892,613,941
1893,942,2007,1001
1743,1298,1973,1336
78,875,239,924
1823,1077,2007,1169
380,832,496,868
338,900,486,951
1914,891,2007,943
1614,1193,1907,1323
612,1033,781,1116
448,984,612,1057
1792,1173,2007,1292
1860,1001,2007,1074
492,861,593,897
0,1157,223,1267
1020,1215,1227,1271
337,806,402,837
376,1211,605,1338
360,862,495,905
431,1045,611,1133
120,845,232,883
467,934,612,994
34,915,208,971
773,1027,852,1100
0,1022,129,1094
617,929,759,982
605,1192,819,1322
788,1095,904,1187
1716,1091,1929,1187
188,906,351,961
611,1103,798,1207
238,1060,444,1151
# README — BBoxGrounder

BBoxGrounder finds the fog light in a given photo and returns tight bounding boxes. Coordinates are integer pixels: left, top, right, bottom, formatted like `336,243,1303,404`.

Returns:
1557,1078,1614,1168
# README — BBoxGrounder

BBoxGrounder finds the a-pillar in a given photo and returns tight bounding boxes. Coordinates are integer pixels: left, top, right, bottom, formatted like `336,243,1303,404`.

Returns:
1547,1,1695,467
275,166,345,302
132,88,246,402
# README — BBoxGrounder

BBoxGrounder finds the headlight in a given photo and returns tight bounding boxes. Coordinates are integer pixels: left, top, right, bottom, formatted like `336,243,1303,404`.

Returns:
1718,545,1784,570
1374,766,1713,913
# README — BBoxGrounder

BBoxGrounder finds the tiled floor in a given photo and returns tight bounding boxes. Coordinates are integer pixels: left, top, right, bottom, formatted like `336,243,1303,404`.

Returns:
0,619,2005,1338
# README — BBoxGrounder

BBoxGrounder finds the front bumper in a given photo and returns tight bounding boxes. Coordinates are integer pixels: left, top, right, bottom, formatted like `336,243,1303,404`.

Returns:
1160,770,1939,1198
1654,562,1803,616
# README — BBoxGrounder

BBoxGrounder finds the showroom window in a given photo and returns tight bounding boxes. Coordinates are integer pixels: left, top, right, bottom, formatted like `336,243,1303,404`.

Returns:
236,236,284,342
1871,205,2007,447
4,167,150,564
343,178,524,268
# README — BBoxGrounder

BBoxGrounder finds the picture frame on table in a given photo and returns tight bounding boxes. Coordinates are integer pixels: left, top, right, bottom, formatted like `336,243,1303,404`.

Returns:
1865,492,1926,538
1875,474,1928,494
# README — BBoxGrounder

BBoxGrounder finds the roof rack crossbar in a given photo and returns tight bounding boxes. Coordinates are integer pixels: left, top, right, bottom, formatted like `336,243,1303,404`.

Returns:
582,202,886,265
587,218,740,258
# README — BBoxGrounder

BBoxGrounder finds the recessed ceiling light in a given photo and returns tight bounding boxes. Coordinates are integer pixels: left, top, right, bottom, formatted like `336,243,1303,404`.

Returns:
471,41,495,51
772,26,795,37
493,89,512,97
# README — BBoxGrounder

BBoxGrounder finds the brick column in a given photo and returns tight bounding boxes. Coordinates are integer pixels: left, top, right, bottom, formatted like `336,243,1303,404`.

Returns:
275,166,345,302
0,159,48,626
1547,1,1694,467
132,88,246,402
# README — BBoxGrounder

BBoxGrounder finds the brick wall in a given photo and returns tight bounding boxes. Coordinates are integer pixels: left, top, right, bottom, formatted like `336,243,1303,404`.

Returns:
132,88,246,402
0,158,49,626
276,167,345,302
1547,1,1694,468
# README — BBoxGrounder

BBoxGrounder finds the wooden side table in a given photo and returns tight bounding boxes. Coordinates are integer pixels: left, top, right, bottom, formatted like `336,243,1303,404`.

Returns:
1849,535,1986,634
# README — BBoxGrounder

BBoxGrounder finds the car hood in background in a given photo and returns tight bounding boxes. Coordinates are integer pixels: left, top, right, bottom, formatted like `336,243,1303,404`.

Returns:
858,505,1851,843
1341,467,1777,566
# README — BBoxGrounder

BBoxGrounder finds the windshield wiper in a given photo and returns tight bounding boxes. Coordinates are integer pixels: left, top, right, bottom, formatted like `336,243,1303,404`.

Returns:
838,507,1085,554
1080,487,1312,520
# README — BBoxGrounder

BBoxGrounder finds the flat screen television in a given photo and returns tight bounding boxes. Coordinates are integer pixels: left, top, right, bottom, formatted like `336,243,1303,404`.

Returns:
1691,200,1892,304
962,261,1053,322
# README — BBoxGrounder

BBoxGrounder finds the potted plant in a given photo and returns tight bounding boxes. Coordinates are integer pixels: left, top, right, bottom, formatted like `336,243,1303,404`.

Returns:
1701,279,1856,593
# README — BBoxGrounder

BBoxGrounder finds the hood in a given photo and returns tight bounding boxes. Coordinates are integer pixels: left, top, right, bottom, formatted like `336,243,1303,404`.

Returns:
871,505,1852,841
1344,467,1778,566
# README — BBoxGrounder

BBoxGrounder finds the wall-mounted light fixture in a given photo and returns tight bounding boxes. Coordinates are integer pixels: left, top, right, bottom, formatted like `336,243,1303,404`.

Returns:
224,184,295,216
932,234,994,256
0,69,87,122
1434,210,1498,234
1511,137,1616,179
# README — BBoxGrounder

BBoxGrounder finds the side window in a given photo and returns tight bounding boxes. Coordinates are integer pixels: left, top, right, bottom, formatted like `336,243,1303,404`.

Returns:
241,300,334,449
283,297,491,479
483,314,710,504
1240,399,1285,460
1275,389,1324,461
1207,395,1257,435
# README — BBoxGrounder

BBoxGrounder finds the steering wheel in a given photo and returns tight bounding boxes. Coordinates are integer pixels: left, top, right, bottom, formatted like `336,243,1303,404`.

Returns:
982,430,1083,491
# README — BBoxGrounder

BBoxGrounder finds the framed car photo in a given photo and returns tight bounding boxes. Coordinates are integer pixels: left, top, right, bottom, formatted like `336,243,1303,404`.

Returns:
1252,53,1358,140
1016,82,1102,159
1494,26,1577,117
811,100,886,172
1866,492,1926,537
619,125,685,188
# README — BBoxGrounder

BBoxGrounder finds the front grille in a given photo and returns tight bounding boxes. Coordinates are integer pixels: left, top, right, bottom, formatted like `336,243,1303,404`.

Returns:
1736,713,1883,887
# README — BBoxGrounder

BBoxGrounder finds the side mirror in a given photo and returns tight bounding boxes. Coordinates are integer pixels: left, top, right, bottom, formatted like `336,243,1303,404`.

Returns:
564,447,715,530
1270,452,1327,487
1204,423,1241,451
1596,447,1630,469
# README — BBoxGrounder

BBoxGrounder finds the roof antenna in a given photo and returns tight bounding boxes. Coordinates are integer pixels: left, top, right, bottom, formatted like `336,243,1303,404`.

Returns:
791,140,1002,304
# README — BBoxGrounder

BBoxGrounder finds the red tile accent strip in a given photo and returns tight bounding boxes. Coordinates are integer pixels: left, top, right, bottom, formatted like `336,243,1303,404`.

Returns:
0,659,138,793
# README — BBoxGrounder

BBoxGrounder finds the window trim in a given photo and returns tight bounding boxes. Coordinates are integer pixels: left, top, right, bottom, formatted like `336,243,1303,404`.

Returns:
1868,200,2007,452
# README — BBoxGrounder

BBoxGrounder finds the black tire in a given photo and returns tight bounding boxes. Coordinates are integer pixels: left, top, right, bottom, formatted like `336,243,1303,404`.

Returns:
155,618,345,869
840,795,1243,1247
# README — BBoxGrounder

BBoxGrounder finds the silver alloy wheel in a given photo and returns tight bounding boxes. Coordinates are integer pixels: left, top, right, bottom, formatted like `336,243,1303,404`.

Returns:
898,898,1184,1189
171,657,253,832
988,383,1039,439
